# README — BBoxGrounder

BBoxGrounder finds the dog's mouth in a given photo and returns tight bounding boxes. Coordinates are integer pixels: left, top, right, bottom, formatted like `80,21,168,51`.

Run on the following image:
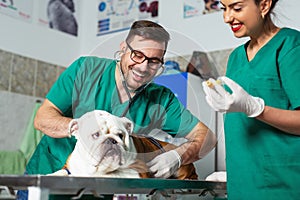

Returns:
101,146,122,162
94,137,126,172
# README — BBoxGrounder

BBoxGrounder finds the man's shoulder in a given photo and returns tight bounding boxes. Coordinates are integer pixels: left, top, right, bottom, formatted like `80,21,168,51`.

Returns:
77,56,114,66
74,56,115,75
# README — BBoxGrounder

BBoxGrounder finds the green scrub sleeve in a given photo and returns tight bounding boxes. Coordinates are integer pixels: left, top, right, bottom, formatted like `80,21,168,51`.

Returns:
162,90,200,137
46,57,86,115
279,45,300,109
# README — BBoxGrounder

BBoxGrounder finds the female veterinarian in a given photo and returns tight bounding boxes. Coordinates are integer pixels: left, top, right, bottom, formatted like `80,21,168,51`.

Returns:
202,0,300,199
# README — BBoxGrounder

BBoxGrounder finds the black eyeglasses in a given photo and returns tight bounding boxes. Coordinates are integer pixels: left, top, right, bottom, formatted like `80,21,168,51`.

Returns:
126,41,164,70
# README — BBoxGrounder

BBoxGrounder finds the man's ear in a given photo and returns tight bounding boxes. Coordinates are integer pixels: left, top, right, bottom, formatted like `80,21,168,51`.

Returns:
120,41,126,53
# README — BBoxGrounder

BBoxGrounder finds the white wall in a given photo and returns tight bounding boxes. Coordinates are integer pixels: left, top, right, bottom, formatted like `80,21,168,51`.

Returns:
0,0,299,66
0,1,81,66
159,0,242,54
78,0,238,59
80,0,300,61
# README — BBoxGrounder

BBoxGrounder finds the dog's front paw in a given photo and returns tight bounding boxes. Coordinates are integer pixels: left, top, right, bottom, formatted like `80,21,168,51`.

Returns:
48,169,69,176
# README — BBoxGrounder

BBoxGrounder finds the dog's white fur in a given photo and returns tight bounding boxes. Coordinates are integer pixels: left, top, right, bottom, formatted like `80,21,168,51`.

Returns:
51,110,140,178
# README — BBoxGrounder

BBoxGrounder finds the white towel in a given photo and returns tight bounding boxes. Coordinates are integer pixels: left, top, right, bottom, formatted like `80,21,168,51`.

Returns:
205,171,227,182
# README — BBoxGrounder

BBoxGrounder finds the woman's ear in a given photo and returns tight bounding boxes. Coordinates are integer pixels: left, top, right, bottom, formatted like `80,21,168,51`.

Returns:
260,0,272,18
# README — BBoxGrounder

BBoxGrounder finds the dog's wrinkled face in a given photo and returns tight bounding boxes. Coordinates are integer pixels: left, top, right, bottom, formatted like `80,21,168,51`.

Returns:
71,110,136,174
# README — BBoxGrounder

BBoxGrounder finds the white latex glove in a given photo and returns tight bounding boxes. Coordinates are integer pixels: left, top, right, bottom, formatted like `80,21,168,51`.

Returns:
202,76,265,117
147,150,182,178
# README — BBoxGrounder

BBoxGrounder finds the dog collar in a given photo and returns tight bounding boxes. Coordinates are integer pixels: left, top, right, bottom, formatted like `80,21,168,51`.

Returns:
63,167,71,175
144,136,166,153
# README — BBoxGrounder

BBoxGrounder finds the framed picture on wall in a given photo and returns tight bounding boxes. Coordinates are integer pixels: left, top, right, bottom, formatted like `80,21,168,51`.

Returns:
38,0,79,37
186,51,219,80
97,0,159,36
0,0,34,22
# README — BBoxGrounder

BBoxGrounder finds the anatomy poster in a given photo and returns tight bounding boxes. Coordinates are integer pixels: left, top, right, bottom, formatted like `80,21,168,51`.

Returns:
97,0,159,36
0,0,33,22
38,0,79,37
184,0,221,18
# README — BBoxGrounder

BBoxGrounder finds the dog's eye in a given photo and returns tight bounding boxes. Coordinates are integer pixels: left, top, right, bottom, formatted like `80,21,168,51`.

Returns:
118,133,124,140
92,132,100,139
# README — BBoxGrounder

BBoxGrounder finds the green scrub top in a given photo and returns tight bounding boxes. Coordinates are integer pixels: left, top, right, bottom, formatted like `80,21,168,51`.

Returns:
224,28,300,199
26,56,199,175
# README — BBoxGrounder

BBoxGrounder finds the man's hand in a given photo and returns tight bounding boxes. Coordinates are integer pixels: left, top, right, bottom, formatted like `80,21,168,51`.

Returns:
147,150,181,178
202,76,265,117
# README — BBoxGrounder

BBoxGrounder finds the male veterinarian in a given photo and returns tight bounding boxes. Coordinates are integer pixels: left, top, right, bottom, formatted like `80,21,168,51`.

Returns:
19,20,216,199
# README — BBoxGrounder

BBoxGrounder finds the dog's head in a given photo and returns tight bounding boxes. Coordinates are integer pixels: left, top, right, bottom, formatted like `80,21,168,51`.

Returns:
70,110,137,174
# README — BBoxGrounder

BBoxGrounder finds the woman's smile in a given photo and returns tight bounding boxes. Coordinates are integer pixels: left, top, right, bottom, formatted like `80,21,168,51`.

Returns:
231,23,243,32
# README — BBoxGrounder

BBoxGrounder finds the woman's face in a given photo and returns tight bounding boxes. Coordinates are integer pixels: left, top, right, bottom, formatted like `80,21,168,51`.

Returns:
119,35,165,91
220,0,264,38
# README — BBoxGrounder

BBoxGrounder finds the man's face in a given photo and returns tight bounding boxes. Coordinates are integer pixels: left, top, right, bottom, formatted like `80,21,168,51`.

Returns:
120,35,165,91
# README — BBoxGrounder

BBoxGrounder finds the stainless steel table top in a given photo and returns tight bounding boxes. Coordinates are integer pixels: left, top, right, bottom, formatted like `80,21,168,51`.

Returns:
0,175,226,197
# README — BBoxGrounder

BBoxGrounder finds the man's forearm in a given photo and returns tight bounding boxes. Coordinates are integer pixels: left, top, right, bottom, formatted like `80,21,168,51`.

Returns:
176,122,217,165
34,99,72,138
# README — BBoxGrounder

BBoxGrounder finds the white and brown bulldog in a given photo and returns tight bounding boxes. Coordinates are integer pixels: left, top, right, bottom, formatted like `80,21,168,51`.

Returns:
51,110,198,180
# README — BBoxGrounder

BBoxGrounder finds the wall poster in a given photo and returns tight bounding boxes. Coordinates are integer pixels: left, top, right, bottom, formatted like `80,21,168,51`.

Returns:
97,0,159,36
184,0,221,18
38,0,79,37
0,0,33,22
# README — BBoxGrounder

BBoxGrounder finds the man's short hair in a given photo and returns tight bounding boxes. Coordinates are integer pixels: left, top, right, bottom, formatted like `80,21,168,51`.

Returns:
125,20,170,54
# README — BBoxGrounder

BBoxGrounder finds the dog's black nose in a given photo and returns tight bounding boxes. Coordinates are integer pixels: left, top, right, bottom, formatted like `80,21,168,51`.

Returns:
106,137,117,144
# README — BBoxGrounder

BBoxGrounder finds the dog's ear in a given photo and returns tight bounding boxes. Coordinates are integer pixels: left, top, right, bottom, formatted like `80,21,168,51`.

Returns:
68,119,79,138
125,122,133,134
121,117,134,134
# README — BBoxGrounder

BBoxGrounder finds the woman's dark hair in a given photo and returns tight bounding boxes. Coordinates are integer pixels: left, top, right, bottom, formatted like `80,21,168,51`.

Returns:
269,0,279,11
125,20,170,54
254,0,279,16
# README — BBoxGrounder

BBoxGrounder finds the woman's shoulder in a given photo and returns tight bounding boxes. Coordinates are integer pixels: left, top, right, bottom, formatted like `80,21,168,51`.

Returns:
280,27,300,36
228,42,246,60
277,27,300,44
273,28,300,58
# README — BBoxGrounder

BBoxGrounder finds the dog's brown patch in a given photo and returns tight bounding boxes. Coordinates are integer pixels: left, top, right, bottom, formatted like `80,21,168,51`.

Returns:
130,134,198,180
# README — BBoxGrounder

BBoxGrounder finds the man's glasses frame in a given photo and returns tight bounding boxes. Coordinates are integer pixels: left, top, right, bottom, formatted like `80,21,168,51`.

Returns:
126,41,164,70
